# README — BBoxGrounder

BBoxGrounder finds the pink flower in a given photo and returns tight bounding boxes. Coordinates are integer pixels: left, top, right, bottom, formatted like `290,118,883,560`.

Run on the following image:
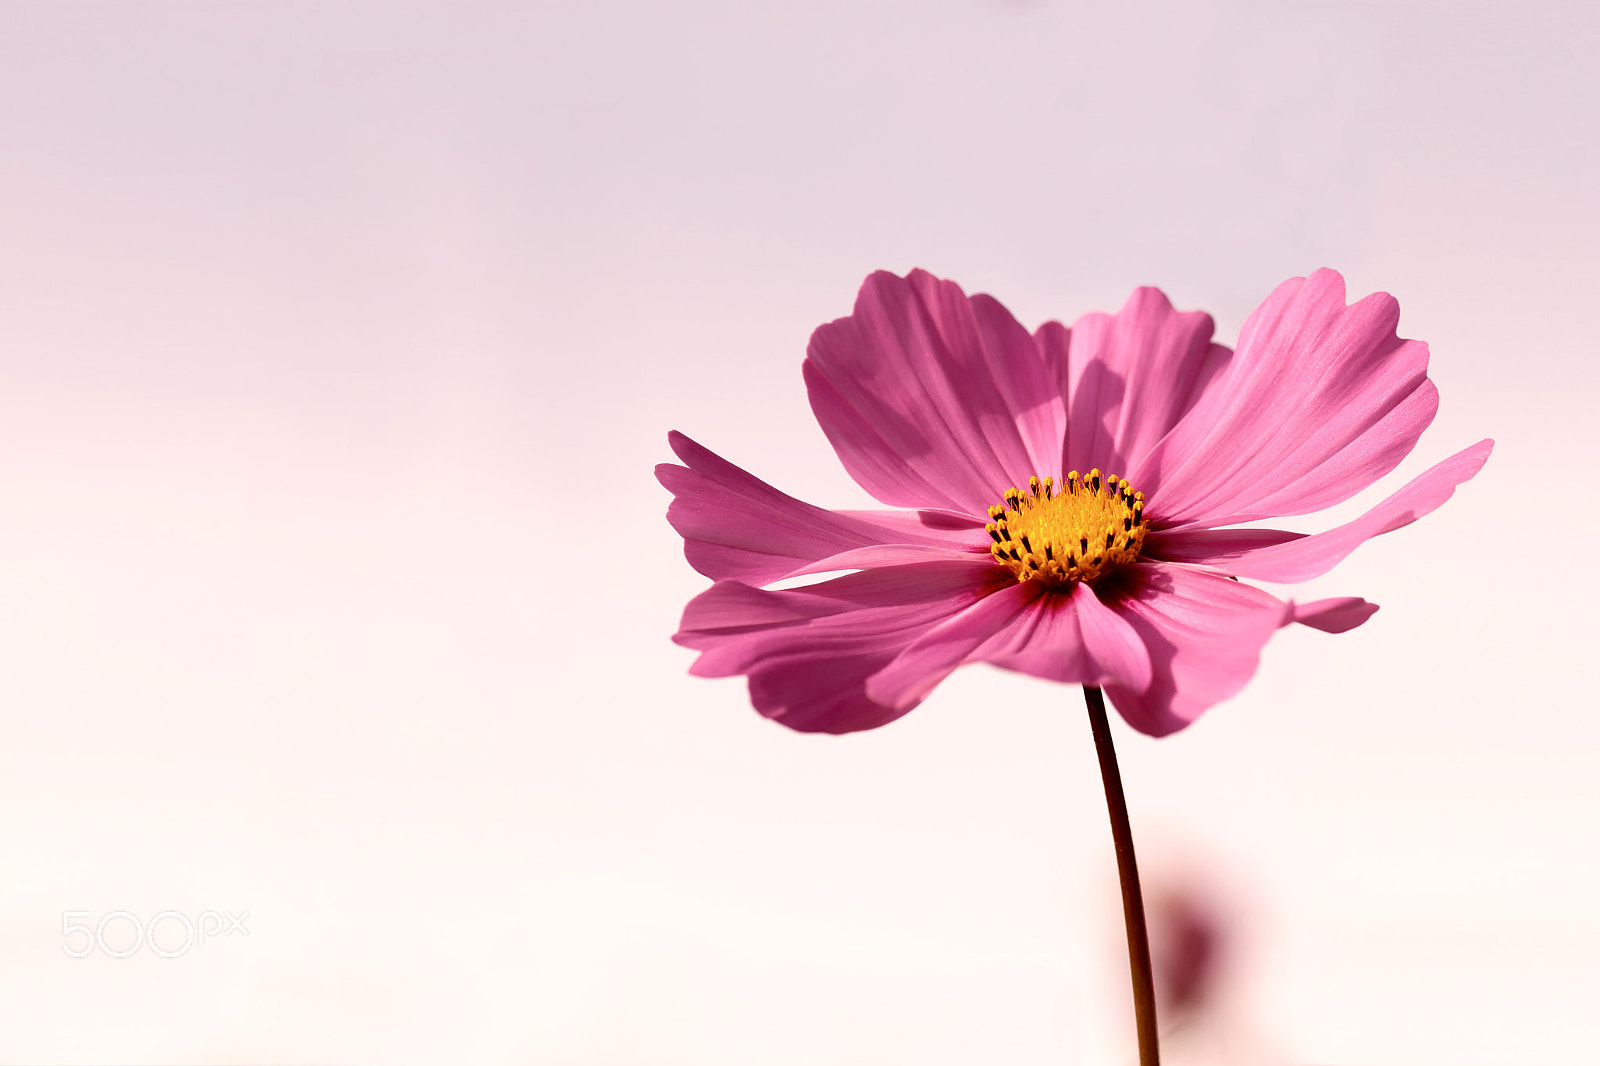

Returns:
659,269,1491,736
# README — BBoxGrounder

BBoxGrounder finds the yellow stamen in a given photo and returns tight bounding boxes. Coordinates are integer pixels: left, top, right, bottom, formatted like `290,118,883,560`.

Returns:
985,469,1147,585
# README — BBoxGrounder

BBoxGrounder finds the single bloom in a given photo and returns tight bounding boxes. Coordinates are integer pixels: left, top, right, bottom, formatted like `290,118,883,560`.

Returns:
658,269,1491,736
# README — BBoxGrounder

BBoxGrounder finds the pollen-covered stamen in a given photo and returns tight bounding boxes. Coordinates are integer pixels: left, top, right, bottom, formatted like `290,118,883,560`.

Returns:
986,469,1148,585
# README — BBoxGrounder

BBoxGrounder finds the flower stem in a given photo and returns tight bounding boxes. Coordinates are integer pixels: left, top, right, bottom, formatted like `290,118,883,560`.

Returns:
1083,684,1159,1066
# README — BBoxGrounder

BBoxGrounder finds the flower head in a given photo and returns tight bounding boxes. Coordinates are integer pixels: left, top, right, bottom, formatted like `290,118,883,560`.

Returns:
659,269,1491,735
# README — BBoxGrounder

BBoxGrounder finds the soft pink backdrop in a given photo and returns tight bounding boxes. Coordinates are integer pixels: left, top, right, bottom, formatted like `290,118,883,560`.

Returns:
0,2,1594,1063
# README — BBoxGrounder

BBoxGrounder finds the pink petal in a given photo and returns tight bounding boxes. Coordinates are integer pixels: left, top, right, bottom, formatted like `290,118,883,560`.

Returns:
1288,597,1379,633
782,542,987,579
977,581,1153,692
658,431,978,585
1060,287,1233,480
972,292,1069,477
673,560,1009,734
837,507,988,535
1033,319,1070,390
747,651,925,733
805,270,1065,514
1148,438,1493,584
1134,270,1439,529
1141,527,1303,566
864,583,1038,710
800,368,971,513
1101,563,1288,737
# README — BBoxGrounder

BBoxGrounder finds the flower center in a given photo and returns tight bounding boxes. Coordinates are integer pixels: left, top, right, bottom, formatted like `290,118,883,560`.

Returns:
985,470,1147,586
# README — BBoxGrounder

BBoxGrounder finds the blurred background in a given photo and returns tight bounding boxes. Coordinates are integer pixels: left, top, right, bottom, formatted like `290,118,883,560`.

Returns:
0,1,1595,1062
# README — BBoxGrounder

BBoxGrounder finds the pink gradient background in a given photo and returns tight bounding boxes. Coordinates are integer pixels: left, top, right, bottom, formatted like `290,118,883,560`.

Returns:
0,2,1594,1063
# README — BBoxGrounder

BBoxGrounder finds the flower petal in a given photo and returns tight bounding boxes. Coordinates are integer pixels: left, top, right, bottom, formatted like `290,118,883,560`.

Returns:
1061,287,1233,479
837,508,989,535
658,431,977,585
973,293,1069,478
1147,438,1493,583
1141,527,1303,567
673,560,1008,733
976,581,1153,692
781,542,986,579
805,270,1065,514
1101,563,1288,737
1288,597,1379,633
864,583,1038,710
1134,270,1438,528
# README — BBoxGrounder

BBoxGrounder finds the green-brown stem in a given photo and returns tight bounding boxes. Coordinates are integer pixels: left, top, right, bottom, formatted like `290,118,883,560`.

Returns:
1084,684,1159,1066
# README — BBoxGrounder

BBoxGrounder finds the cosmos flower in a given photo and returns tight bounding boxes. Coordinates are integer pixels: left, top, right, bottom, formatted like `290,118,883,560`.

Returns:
659,269,1491,736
